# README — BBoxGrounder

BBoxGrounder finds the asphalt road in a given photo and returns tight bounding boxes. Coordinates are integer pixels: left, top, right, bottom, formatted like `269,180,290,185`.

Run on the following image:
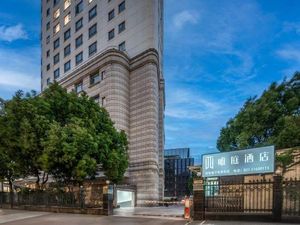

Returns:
0,210,186,225
190,220,298,225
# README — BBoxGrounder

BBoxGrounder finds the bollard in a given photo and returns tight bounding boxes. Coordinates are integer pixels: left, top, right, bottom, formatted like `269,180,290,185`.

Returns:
184,196,191,219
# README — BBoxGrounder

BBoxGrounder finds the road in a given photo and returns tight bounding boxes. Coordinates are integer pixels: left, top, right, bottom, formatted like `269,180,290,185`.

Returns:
1,210,297,225
0,209,186,225
190,220,297,225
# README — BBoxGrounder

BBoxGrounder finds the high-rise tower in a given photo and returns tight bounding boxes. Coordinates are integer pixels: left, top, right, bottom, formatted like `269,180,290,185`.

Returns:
41,0,164,204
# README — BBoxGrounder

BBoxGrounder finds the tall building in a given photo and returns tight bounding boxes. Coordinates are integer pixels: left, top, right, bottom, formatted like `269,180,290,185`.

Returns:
41,0,164,205
164,148,194,199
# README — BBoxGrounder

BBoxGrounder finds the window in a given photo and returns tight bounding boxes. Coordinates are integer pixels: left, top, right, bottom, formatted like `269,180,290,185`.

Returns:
64,60,71,72
47,64,50,71
47,77,51,85
64,44,71,57
54,8,60,19
54,68,60,79
46,35,50,44
46,22,50,30
75,35,83,48
75,82,83,93
101,97,106,107
64,13,71,25
75,18,83,31
64,0,71,9
118,41,126,51
46,8,50,17
92,95,99,103
46,50,50,57
89,42,97,56
53,53,59,64
75,0,83,15
108,29,114,40
89,23,97,38
89,5,97,21
90,73,100,85
101,71,105,80
64,28,71,41
54,0,60,6
118,21,125,33
53,23,60,34
53,38,60,50
108,9,114,21
118,1,125,13
76,52,83,65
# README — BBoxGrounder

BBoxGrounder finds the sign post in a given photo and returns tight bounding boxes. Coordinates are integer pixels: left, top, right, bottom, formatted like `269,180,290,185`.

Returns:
202,146,275,178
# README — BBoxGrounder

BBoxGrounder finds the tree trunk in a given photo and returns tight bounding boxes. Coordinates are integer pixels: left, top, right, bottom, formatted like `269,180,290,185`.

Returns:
36,171,40,190
8,180,13,209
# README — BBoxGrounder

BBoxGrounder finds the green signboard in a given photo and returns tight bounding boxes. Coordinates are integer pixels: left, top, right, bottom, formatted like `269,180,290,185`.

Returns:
202,146,275,177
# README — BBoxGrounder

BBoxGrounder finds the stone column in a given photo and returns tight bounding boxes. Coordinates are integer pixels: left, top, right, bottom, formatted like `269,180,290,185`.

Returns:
193,178,205,221
272,175,283,222
103,184,114,216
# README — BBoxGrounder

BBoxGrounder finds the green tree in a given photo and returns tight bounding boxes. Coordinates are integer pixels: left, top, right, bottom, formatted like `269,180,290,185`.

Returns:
0,91,51,189
217,72,300,151
0,83,128,189
217,72,300,172
40,83,128,185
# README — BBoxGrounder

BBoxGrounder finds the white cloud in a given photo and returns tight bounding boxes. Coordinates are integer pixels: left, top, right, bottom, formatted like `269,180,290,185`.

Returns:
277,48,300,62
276,45,300,77
165,88,231,121
0,70,39,89
172,10,199,29
0,24,28,42
0,47,40,90
282,22,300,35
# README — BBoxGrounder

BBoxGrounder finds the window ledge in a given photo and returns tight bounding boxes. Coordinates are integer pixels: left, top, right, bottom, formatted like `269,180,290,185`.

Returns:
89,81,101,88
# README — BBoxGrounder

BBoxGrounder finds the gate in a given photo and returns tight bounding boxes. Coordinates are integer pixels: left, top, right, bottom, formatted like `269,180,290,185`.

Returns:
204,179,273,213
193,176,300,222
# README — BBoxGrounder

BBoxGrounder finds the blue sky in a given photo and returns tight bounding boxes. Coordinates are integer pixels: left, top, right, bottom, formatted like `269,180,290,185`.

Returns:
0,0,300,161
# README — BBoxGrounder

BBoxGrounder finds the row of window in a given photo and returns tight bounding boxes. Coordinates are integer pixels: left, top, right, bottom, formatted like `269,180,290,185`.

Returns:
46,41,126,78
51,40,97,68
46,4,97,35
47,0,94,13
48,67,104,85
50,19,124,52
52,22,97,51
45,1,125,36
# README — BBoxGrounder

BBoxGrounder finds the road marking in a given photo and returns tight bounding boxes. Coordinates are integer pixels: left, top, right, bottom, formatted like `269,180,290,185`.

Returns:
184,220,206,225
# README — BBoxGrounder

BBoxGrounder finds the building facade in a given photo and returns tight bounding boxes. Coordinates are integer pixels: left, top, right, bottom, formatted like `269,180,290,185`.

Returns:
41,0,165,205
164,148,194,199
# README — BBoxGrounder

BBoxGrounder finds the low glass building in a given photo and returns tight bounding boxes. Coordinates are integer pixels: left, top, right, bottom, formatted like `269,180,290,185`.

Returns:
164,148,194,199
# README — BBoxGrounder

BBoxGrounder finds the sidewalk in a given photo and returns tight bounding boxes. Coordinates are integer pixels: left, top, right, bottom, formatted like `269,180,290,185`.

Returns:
114,206,184,218
0,209,49,224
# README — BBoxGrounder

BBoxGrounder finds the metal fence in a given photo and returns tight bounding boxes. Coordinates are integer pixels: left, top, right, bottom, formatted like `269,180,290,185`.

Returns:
0,190,86,208
203,178,300,217
282,178,300,216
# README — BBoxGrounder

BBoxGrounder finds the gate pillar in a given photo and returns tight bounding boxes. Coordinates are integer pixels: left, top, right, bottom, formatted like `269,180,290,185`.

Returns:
193,177,205,221
272,175,283,222
103,183,114,215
